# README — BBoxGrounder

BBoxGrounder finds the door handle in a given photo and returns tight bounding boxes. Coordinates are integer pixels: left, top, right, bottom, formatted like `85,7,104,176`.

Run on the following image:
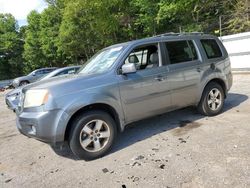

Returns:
155,75,165,81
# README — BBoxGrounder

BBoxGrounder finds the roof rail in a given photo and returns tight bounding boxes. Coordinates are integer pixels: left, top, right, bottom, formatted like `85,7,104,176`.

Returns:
180,32,204,36
155,32,180,37
155,32,204,37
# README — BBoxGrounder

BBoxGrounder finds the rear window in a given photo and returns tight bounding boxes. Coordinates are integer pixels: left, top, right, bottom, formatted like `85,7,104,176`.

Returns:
165,40,198,64
200,39,222,59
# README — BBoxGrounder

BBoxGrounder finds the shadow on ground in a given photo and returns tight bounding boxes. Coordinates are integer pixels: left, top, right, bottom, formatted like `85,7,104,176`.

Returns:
223,93,248,112
53,93,248,160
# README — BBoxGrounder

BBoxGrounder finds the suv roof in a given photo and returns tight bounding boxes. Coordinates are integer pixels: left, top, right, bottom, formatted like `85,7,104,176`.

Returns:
107,32,216,49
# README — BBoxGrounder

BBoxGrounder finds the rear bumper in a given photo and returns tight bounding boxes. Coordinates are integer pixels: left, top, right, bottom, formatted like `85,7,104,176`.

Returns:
228,71,233,91
16,109,68,145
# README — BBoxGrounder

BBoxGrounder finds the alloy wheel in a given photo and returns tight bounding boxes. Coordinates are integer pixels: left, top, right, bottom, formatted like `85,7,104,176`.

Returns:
207,88,222,111
79,119,110,152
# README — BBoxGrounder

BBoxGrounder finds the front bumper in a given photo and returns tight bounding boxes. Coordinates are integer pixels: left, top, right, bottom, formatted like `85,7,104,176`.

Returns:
5,95,19,110
12,81,19,88
16,109,68,144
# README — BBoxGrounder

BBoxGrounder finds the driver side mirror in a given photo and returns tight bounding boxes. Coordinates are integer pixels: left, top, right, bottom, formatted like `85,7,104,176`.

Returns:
121,63,137,74
32,72,36,76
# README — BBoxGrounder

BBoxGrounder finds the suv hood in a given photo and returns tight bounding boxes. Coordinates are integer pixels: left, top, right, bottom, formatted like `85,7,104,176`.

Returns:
22,72,111,97
14,75,29,82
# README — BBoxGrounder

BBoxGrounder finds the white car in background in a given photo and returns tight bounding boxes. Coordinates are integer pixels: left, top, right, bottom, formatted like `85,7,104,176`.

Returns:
5,66,81,111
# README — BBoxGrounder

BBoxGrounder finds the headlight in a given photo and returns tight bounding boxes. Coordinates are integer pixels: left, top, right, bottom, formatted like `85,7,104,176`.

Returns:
8,94,18,101
13,79,19,84
24,89,49,108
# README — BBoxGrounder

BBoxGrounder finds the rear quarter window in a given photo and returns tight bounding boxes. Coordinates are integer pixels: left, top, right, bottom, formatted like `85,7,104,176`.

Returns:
200,39,222,59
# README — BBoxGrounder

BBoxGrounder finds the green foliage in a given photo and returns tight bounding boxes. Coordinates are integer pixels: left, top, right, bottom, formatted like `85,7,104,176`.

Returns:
23,11,46,73
40,6,63,66
130,0,160,36
225,0,250,34
58,0,120,63
0,0,249,79
0,13,23,80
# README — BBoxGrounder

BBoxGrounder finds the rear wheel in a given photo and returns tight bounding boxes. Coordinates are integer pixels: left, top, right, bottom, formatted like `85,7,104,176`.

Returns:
198,82,224,116
69,110,117,160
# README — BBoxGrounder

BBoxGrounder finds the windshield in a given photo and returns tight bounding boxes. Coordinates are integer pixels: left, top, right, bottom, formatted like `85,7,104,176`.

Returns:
39,70,57,81
28,70,36,76
78,46,124,74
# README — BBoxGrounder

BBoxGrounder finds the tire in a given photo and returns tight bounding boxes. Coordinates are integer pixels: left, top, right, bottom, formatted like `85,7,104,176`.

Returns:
198,82,224,116
19,81,29,86
69,110,117,160
51,143,74,158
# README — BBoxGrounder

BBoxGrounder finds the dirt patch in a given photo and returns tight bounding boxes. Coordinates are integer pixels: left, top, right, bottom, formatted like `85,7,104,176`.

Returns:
172,120,202,136
0,133,18,139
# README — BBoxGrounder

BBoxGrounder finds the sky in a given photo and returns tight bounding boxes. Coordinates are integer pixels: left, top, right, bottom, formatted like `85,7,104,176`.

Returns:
0,0,47,26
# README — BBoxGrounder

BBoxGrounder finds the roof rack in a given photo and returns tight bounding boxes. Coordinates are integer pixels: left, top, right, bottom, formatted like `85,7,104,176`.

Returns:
155,32,204,37
155,32,179,37
180,32,204,36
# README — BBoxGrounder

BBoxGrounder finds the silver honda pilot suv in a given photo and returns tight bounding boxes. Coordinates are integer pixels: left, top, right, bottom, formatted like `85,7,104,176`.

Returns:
16,33,232,160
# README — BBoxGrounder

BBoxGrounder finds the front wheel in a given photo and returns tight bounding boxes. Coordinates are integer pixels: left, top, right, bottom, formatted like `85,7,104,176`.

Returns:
198,82,225,116
69,110,117,160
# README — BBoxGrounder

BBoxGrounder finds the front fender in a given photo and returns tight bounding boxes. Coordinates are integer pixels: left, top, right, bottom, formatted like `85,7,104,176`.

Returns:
53,92,124,143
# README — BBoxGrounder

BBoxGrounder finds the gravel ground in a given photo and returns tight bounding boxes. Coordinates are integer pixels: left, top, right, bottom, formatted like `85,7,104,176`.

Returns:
0,74,250,188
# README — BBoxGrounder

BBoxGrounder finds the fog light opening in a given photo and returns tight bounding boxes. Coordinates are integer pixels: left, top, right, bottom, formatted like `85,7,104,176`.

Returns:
30,125,36,135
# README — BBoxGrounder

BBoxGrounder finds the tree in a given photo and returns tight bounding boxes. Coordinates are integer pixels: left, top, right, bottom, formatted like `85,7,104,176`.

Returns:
1,0,249,79
225,0,250,34
124,0,160,37
59,0,120,63
23,11,47,73
40,5,64,66
0,13,24,80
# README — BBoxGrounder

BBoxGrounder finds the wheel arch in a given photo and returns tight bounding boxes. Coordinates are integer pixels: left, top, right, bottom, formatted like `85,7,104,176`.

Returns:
201,78,227,100
64,103,122,142
20,80,30,84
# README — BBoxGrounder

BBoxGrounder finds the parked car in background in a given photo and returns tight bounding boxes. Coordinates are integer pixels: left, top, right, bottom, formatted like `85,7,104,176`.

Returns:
0,80,13,89
15,33,232,160
5,66,81,111
39,66,80,81
12,67,57,88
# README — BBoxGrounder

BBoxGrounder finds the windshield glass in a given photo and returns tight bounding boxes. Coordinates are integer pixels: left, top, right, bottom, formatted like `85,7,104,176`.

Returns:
39,70,57,81
78,46,124,74
28,70,36,76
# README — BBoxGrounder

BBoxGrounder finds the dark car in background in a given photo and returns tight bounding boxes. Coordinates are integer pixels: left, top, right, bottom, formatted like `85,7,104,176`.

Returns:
12,67,57,88
5,66,81,111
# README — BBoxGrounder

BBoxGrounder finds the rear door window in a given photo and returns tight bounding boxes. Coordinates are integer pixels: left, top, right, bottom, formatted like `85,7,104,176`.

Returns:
165,40,198,64
200,39,222,59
